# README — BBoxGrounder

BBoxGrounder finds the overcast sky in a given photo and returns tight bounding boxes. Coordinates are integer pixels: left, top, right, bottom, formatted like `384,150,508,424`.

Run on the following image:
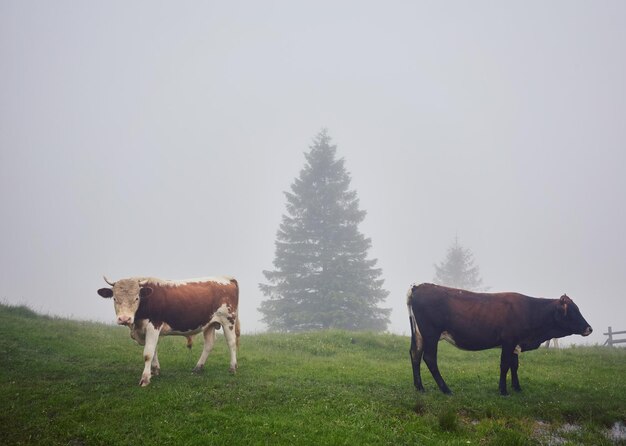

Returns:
1,1,625,345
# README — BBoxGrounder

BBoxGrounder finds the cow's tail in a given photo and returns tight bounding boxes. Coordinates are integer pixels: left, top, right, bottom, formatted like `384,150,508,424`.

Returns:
231,278,241,350
235,314,241,350
407,285,423,352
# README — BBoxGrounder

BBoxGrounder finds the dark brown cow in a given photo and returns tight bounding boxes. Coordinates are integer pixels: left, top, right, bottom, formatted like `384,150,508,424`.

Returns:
407,283,592,395
97,275,240,386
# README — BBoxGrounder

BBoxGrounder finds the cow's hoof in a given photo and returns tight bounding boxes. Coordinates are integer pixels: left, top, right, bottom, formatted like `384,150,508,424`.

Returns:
229,366,237,374
139,377,150,387
192,365,204,374
513,386,522,392
441,388,453,395
151,367,160,376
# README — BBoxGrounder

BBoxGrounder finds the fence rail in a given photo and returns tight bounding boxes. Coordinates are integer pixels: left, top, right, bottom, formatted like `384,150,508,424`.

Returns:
603,326,626,347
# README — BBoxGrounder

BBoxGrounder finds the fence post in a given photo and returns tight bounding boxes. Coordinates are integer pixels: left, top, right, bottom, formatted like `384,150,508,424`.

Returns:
608,326,613,347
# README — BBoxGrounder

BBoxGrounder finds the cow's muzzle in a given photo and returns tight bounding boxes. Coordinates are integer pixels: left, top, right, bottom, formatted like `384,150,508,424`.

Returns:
117,315,133,326
582,326,593,337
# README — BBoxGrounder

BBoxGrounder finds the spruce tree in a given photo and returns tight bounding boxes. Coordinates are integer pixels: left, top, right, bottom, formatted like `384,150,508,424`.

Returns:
433,237,486,291
259,130,390,332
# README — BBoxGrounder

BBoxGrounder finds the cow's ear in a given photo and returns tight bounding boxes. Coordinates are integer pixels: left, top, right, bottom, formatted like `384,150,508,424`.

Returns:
139,287,153,299
98,288,113,298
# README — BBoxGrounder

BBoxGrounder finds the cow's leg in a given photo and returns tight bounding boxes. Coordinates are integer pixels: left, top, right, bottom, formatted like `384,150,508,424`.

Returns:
151,346,160,376
422,335,451,394
499,344,515,395
192,325,216,373
408,316,425,392
223,319,238,373
511,352,521,392
140,323,161,387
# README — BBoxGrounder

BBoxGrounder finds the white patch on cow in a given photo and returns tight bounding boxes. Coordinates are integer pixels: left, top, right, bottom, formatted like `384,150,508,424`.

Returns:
211,302,233,321
138,276,233,287
211,303,238,372
514,345,522,355
440,331,457,346
407,296,423,352
140,321,162,386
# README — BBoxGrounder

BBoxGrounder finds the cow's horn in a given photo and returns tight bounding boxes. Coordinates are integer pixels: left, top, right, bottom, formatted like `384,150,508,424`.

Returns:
103,275,116,286
138,279,148,286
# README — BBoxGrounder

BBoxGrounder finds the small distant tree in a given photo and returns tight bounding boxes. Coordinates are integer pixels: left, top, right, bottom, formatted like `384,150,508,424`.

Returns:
259,130,390,332
433,237,486,291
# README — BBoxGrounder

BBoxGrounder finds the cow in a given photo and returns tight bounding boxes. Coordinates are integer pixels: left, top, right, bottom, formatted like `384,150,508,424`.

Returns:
407,283,592,395
97,275,240,386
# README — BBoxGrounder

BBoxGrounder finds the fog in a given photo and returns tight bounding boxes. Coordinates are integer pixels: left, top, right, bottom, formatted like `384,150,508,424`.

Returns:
1,1,625,345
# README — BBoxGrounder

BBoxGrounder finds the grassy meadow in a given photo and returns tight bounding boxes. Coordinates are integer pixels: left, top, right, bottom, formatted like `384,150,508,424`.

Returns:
0,303,624,445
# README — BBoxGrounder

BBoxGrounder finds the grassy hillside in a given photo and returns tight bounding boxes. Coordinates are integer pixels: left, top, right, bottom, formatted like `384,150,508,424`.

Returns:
0,303,624,445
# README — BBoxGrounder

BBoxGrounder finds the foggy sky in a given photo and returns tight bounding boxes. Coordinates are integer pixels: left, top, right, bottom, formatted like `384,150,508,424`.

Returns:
1,1,625,345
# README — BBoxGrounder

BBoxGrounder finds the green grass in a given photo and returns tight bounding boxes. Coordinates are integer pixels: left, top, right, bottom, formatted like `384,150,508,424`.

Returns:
0,303,624,445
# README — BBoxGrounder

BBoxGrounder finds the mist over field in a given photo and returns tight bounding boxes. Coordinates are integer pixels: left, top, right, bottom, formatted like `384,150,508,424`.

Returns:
1,1,625,345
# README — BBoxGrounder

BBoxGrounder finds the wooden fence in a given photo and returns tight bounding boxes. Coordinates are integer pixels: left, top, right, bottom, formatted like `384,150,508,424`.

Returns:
603,326,626,347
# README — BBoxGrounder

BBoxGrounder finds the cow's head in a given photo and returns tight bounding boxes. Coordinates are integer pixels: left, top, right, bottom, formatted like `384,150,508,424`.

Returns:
555,294,593,337
97,276,153,326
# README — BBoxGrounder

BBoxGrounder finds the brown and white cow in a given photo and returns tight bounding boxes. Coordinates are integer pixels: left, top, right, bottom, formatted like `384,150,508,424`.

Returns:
407,283,592,395
97,275,240,386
